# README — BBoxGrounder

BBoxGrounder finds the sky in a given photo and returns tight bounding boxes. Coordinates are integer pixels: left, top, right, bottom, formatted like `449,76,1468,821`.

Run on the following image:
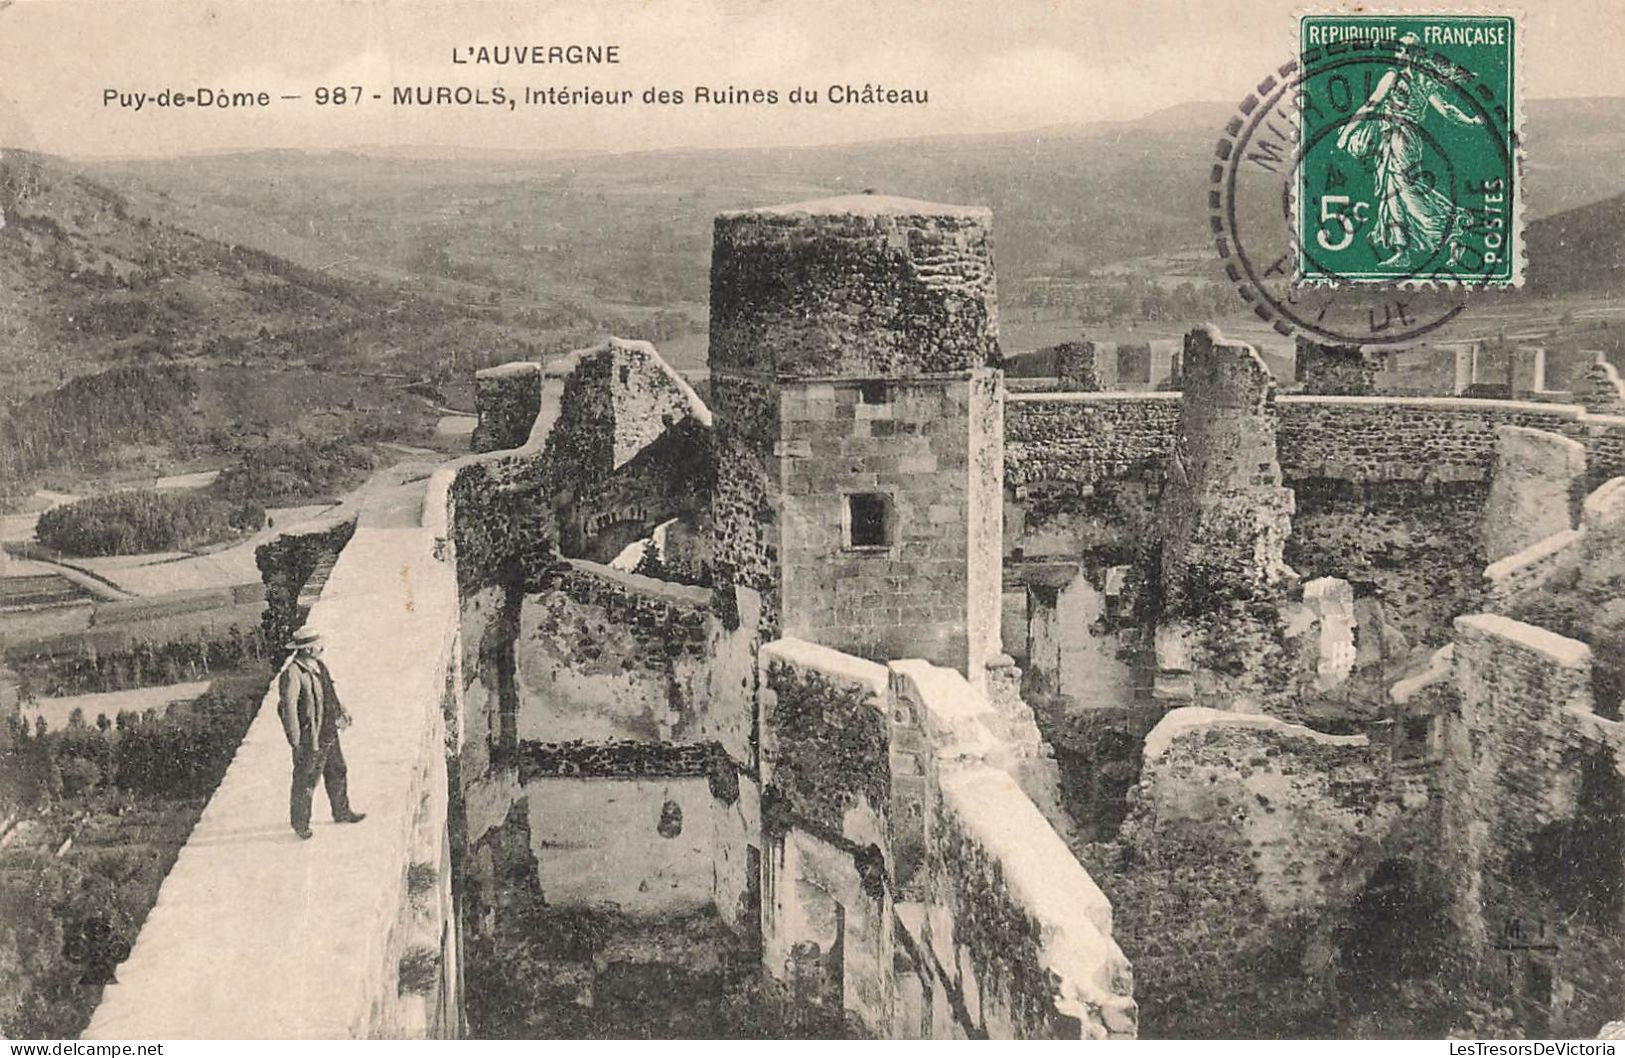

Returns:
1,0,1623,159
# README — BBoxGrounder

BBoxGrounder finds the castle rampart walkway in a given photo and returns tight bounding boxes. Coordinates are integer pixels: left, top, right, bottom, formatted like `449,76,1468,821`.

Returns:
85,474,461,1039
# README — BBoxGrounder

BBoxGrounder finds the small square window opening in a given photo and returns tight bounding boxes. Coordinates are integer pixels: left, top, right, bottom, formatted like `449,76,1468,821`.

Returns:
847,493,892,548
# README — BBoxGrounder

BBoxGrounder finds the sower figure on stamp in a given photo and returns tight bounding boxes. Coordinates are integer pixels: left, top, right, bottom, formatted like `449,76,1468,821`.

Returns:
277,625,366,839
1337,33,1485,270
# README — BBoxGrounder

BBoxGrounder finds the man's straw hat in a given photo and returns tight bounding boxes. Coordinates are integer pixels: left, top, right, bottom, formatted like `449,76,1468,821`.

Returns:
286,625,324,651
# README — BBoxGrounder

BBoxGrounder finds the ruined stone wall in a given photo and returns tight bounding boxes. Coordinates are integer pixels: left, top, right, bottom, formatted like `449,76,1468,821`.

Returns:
521,776,734,914
543,339,712,557
1286,480,1487,649
1580,476,1625,598
1586,415,1625,488
558,416,713,564
255,513,358,668
1481,426,1587,563
1004,393,1179,489
999,391,1625,650
1088,707,1422,1037
1294,338,1386,396
1127,709,1398,915
1277,398,1583,483
706,371,780,619
1158,328,1294,612
755,639,1132,1039
1580,357,1625,416
708,198,998,379
1006,392,1624,492
1054,341,1101,390
1442,615,1593,951
892,657,1135,1039
511,559,755,759
759,639,892,852
756,640,893,1034
471,361,544,454
1485,529,1584,610
544,339,707,490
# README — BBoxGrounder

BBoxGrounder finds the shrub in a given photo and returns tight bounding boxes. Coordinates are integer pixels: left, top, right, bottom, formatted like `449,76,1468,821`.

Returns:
34,489,244,557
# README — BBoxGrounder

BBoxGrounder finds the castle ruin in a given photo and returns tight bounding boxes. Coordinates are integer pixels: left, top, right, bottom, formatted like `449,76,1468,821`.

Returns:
79,195,1625,1039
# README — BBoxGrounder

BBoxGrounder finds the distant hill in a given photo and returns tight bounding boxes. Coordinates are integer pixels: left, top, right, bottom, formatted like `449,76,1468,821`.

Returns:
84,97,1625,352
0,151,552,498
0,150,642,403
1527,192,1625,297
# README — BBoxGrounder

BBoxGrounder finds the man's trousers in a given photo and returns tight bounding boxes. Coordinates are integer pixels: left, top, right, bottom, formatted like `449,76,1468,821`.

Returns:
290,736,353,832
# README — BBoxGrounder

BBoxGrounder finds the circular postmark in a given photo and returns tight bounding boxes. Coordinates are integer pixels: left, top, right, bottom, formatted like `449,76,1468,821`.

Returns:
1213,36,1517,346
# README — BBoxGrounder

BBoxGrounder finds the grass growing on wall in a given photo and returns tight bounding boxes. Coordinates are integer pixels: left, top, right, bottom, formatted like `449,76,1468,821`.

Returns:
762,661,889,832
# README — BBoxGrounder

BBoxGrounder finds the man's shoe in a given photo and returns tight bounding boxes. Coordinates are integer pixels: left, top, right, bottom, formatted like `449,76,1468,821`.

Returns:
295,827,313,840
334,811,367,824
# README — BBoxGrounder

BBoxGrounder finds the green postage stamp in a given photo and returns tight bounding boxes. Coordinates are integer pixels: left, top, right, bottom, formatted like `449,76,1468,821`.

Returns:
1296,13,1519,287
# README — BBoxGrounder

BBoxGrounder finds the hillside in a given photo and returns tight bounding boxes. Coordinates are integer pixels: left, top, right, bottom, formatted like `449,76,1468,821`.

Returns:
88,98,1625,328
0,150,636,402
1527,191,1625,297
0,153,507,499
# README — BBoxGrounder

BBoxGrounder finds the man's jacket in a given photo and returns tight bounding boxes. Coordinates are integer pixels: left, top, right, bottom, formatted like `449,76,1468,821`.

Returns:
277,655,349,749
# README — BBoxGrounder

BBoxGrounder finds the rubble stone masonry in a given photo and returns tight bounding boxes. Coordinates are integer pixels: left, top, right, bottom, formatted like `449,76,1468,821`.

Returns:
1158,327,1295,611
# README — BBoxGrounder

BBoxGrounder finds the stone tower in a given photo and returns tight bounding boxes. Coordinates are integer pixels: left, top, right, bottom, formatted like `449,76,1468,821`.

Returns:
706,194,1004,678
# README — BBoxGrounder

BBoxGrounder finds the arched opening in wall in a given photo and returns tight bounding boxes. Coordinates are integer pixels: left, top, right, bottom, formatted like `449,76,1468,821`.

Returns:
1335,858,1451,1027
787,878,846,1022
1326,858,1456,1040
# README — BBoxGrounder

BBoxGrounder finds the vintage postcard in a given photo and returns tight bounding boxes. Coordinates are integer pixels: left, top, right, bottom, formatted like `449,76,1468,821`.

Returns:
1,0,1624,1045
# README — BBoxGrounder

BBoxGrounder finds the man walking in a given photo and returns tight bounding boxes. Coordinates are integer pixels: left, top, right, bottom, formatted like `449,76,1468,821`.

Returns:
278,625,366,839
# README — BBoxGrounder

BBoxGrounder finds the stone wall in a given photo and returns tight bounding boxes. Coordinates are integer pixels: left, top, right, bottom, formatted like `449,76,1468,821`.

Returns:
1005,391,1620,492
1580,476,1625,597
521,776,736,914
560,416,712,564
1580,356,1625,416
1294,338,1385,395
1158,327,1294,613
1000,389,1625,652
255,513,357,667
706,370,780,620
759,639,892,850
1090,707,1417,1036
543,338,709,489
471,361,544,454
1005,393,1179,489
509,558,754,758
755,638,1132,1039
892,656,1135,1039
1277,397,1584,483
542,338,713,560
1484,529,1583,609
1442,615,1593,950
1481,426,1586,562
436,364,560,596
709,196,998,379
